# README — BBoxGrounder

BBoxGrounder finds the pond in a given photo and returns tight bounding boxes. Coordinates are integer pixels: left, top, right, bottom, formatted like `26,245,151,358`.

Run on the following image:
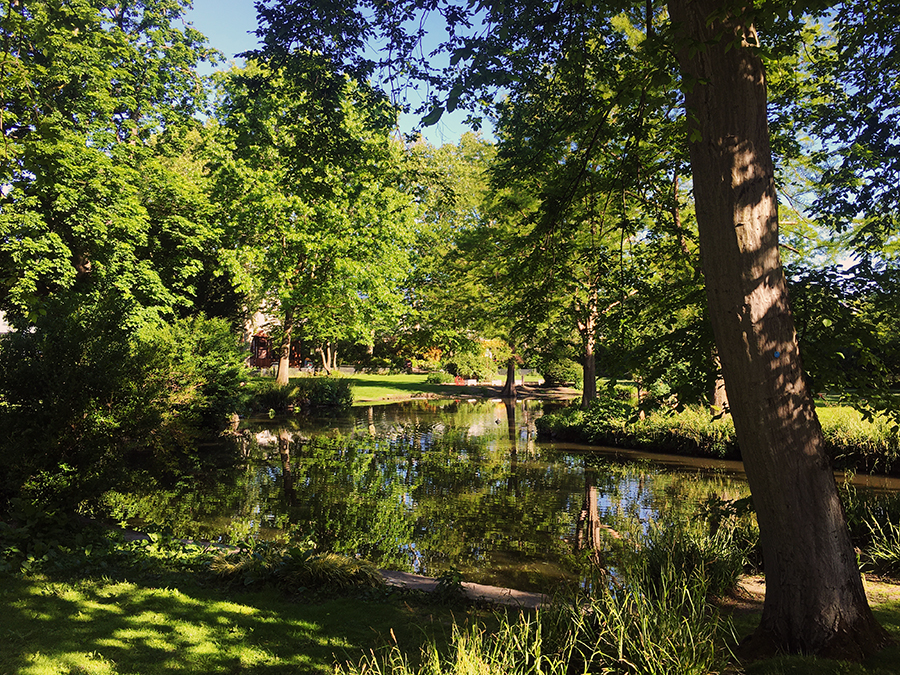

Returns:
109,398,765,592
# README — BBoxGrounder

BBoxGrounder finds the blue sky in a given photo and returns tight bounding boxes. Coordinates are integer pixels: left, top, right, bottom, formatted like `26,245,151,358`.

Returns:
184,0,481,146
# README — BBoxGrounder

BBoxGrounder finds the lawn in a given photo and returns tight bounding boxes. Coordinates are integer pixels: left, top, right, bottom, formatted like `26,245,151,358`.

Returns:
5,570,900,675
0,572,486,675
345,372,543,404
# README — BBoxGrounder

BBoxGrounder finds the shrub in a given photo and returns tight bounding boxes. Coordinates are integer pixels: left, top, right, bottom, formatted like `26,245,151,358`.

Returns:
0,311,250,511
443,351,495,381
536,398,740,460
425,371,454,384
247,376,353,411
539,357,583,388
301,377,353,408
247,378,298,413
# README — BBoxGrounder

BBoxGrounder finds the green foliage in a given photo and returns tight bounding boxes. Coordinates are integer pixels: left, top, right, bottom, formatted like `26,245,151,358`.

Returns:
343,563,729,675
537,398,900,470
0,313,249,509
862,519,900,577
538,357,583,389
302,377,354,408
247,376,354,411
425,371,455,384
789,263,900,425
210,540,382,592
638,520,750,599
0,496,212,578
839,481,900,577
211,61,418,371
443,349,496,381
399,134,498,357
0,0,219,328
246,379,299,413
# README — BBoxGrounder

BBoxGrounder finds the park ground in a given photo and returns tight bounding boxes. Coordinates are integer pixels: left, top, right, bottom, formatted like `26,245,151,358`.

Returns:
343,371,581,403
3,564,900,674
6,373,900,674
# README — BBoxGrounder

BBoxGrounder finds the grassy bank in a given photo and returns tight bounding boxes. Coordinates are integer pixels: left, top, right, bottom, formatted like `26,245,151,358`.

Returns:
537,398,900,476
3,523,900,675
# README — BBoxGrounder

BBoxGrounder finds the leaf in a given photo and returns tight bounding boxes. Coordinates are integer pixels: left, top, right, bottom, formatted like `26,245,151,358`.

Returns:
447,85,463,113
421,105,444,127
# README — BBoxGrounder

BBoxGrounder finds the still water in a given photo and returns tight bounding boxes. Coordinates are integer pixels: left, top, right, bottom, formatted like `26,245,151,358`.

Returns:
112,399,754,592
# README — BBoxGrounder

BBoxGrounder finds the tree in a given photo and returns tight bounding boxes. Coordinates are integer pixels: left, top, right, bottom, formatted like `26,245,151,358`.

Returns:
0,0,248,511
210,62,417,385
668,0,885,655
400,133,497,362
252,0,893,657
0,0,219,327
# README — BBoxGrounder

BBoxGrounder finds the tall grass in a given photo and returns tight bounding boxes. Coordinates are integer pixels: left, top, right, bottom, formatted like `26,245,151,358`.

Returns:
342,564,730,675
341,527,736,675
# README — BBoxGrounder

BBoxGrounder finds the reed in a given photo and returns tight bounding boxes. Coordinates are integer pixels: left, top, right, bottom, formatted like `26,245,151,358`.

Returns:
341,557,731,675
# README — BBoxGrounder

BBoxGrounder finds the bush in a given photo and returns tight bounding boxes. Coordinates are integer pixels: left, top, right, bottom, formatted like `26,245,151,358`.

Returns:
0,310,250,511
247,379,298,413
443,350,495,381
247,376,353,412
539,357,583,388
425,371,454,384
301,377,353,408
536,398,740,460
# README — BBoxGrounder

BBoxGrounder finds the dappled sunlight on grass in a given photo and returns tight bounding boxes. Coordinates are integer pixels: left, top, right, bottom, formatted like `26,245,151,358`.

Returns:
1,574,441,674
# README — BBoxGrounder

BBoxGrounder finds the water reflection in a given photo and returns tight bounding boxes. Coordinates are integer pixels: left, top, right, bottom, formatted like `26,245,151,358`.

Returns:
108,399,753,592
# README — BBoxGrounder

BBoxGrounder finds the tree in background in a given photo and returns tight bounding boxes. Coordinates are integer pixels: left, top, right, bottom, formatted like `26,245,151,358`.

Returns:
399,133,497,363
210,62,418,384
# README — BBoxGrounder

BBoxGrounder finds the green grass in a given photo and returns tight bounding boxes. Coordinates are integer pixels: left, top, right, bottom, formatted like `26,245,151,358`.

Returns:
345,373,512,403
0,573,476,675
539,398,900,474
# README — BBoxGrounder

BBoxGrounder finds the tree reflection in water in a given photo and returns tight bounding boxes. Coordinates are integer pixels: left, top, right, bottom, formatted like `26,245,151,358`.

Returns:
104,400,754,592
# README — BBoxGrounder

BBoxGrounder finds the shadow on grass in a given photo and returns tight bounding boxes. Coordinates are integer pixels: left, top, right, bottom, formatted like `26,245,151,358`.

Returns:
727,598,900,675
348,375,488,402
0,573,460,675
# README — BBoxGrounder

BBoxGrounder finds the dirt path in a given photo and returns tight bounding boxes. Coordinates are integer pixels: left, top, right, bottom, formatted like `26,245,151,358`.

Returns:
719,574,900,615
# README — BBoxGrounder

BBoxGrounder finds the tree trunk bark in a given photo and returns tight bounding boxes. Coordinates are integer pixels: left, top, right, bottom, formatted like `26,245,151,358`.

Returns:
275,307,293,387
710,351,729,411
318,342,337,375
579,294,599,408
500,357,517,398
669,0,887,658
582,334,597,408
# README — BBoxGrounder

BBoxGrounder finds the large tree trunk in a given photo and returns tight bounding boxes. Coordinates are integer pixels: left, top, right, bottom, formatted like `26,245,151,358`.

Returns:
275,306,294,387
500,357,517,398
669,0,887,658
